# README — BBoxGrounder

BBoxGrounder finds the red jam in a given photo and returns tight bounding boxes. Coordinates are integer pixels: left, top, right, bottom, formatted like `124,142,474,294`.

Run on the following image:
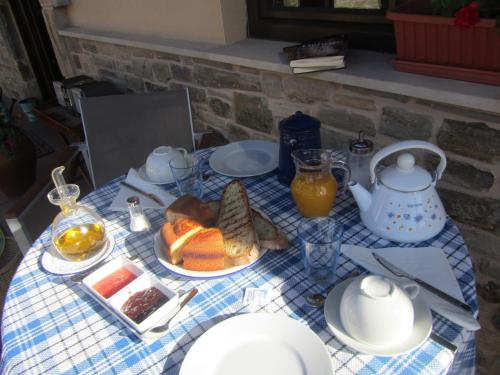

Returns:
92,267,137,299
121,287,169,324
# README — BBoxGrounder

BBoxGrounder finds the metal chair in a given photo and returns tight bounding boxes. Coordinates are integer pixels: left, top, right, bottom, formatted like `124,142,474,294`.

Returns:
79,89,195,189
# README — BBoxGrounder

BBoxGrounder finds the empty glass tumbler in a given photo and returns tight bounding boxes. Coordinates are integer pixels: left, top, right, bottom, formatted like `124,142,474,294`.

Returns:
169,154,203,198
297,217,343,284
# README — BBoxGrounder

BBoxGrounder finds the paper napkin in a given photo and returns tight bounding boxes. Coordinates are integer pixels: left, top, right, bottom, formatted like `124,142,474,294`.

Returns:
341,245,481,331
109,168,176,211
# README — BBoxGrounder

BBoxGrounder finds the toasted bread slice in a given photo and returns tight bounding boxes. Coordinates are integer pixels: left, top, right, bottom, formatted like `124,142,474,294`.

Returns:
161,219,203,264
165,194,217,227
208,200,287,250
217,181,259,266
182,228,225,271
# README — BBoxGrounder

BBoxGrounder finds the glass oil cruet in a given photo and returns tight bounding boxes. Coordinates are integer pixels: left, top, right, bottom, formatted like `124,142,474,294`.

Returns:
290,149,351,218
47,166,107,262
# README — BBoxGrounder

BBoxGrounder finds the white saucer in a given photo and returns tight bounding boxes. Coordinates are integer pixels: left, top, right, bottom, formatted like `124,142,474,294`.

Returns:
180,313,333,375
209,140,279,177
41,234,115,276
137,164,175,185
324,278,432,357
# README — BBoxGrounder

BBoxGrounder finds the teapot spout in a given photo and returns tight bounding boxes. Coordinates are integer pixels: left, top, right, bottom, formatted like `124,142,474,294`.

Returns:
348,181,372,213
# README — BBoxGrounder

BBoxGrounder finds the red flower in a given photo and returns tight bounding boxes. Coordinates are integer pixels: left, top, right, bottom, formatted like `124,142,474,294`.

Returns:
454,1,481,28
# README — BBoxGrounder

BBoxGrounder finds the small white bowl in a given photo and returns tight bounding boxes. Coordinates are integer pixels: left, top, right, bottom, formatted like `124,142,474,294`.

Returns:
83,256,143,301
109,274,179,333
339,275,419,347
145,146,187,183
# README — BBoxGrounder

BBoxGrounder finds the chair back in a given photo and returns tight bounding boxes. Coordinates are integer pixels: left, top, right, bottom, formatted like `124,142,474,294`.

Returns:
79,89,194,188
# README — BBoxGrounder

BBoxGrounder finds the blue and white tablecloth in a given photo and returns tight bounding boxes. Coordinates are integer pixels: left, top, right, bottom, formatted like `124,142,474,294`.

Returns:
1,148,477,374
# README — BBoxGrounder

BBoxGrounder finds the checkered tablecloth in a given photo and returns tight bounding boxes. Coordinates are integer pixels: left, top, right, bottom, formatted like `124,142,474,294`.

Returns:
1,148,477,374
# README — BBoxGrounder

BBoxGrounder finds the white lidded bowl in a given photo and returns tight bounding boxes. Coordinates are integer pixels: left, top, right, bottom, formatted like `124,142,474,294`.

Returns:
145,146,187,183
339,275,419,347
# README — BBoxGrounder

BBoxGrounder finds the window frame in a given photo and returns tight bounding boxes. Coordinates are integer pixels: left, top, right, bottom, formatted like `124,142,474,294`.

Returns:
247,0,399,52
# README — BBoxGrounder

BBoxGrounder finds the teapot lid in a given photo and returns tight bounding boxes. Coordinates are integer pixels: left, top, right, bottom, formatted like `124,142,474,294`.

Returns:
279,111,320,132
379,153,433,192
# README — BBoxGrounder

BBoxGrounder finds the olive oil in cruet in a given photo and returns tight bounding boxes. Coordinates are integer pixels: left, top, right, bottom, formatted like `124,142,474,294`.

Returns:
48,166,107,262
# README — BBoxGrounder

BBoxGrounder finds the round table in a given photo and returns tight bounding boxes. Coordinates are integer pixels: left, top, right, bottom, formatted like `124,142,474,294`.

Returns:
1,148,477,374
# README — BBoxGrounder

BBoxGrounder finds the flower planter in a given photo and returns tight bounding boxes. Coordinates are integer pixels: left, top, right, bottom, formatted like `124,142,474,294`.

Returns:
386,1,500,86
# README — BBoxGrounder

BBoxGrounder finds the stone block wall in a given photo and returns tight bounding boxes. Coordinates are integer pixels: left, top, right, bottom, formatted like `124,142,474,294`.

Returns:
0,1,40,99
62,35,500,373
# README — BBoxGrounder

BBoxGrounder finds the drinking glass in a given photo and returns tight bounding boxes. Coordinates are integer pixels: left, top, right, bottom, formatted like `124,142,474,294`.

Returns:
169,154,203,198
297,217,343,285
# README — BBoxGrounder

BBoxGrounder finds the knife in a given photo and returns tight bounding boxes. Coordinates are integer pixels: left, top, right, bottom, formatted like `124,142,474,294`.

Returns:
120,181,164,206
372,252,473,313
149,288,198,333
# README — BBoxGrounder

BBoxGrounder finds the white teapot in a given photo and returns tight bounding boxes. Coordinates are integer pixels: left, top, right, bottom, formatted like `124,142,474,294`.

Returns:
146,146,187,183
340,275,419,347
349,140,447,243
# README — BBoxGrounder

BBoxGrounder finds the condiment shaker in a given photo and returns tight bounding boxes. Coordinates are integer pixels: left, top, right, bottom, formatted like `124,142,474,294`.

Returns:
127,196,151,232
347,131,373,190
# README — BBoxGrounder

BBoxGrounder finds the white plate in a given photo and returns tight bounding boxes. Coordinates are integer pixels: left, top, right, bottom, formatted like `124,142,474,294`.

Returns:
209,140,279,177
154,231,267,279
40,234,115,276
324,278,433,357
180,313,333,375
137,164,175,185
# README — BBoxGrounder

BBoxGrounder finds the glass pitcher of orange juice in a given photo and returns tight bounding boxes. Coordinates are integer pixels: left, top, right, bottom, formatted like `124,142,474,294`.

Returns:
291,149,350,217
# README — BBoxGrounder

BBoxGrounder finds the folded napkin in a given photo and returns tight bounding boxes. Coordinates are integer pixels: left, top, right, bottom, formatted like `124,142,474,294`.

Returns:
341,245,481,331
109,169,177,211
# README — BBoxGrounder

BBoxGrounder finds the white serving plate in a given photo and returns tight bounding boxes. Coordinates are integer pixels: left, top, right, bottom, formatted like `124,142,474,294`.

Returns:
180,313,333,375
324,278,433,357
40,233,115,276
209,140,279,177
154,231,267,279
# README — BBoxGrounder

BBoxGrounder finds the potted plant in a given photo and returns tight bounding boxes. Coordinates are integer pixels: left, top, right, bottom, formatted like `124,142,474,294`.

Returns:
387,0,500,85
0,93,36,198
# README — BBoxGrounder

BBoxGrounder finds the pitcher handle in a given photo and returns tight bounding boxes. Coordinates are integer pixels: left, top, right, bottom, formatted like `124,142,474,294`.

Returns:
176,148,188,157
331,160,351,194
369,140,446,184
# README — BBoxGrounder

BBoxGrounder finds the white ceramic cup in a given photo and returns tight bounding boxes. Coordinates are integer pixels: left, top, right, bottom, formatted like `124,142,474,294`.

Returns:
145,146,187,183
339,275,419,347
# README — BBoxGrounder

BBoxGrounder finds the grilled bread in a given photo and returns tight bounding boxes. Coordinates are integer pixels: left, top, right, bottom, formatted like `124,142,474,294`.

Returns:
208,200,288,250
165,194,217,227
217,181,259,266
182,228,225,271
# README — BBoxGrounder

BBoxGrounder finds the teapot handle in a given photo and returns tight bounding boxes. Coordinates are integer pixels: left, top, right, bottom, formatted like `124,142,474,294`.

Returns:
176,148,188,157
369,140,446,184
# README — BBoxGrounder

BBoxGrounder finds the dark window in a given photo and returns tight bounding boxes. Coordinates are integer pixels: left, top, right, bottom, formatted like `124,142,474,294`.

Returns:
247,0,400,52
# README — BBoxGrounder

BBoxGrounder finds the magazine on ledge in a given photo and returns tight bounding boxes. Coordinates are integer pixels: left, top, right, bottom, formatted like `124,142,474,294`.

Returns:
283,35,347,74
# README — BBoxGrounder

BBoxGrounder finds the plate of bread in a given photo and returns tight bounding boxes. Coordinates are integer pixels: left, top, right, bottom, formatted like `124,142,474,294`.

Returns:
154,181,288,279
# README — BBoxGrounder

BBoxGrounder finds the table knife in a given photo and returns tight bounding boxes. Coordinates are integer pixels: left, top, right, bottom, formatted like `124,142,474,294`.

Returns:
372,252,473,313
120,181,164,206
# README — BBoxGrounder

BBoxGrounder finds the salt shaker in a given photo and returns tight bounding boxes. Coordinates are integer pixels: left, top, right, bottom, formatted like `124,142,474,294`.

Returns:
347,131,373,190
127,196,151,232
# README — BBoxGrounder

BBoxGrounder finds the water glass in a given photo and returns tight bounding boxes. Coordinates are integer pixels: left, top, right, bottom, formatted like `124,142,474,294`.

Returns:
169,154,203,198
297,217,343,284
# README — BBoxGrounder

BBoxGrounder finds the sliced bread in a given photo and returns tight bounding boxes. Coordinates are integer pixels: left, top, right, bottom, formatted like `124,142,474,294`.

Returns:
182,228,225,271
208,200,288,250
161,218,203,265
165,194,217,227
217,181,259,266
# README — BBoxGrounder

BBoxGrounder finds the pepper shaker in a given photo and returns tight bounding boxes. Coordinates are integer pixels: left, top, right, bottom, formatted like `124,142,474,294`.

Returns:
347,131,373,190
126,196,151,232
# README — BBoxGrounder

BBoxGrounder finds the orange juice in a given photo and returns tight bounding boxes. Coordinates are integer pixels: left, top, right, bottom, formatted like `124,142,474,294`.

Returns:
291,171,337,217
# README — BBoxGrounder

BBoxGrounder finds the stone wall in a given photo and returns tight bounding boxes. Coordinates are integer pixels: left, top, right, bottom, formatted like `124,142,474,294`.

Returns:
62,35,500,373
0,1,40,100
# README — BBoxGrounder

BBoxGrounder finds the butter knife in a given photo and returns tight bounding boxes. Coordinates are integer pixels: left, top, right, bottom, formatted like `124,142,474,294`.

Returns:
120,181,164,206
372,252,473,313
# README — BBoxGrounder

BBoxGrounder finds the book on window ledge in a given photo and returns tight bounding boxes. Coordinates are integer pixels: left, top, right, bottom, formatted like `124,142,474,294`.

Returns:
283,35,347,74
